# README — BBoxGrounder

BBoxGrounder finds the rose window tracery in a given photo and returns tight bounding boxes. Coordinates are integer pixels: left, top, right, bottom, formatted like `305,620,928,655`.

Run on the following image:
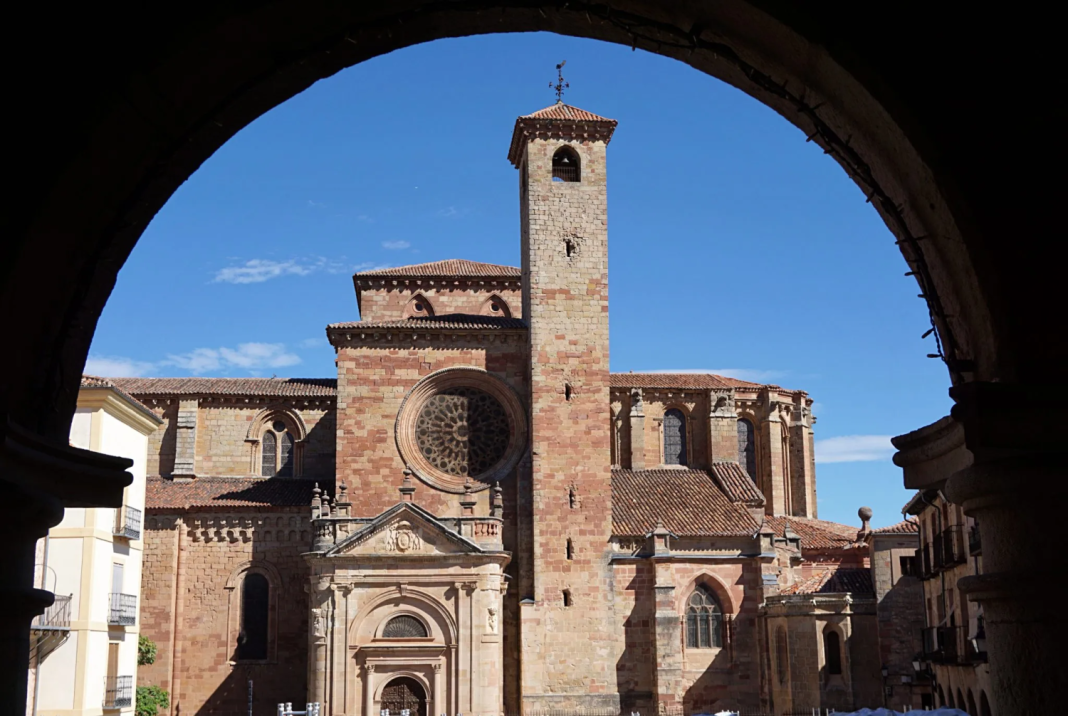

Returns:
414,387,510,478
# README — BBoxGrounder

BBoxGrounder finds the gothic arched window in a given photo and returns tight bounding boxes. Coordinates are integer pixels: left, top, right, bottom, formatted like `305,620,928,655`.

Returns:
237,573,269,660
382,614,428,638
824,628,842,675
685,584,723,648
261,421,294,477
738,418,757,478
663,409,687,465
552,146,580,182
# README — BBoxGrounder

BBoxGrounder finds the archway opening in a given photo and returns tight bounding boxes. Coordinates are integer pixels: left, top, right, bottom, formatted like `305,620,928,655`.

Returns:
380,676,427,716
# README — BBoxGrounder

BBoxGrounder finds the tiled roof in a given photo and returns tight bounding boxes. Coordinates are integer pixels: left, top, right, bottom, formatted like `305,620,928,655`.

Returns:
781,568,874,596
522,103,615,122
327,315,526,330
610,373,764,390
710,462,765,506
146,476,329,510
80,375,162,423
353,260,521,279
111,377,337,398
764,515,862,550
611,468,759,537
872,518,920,534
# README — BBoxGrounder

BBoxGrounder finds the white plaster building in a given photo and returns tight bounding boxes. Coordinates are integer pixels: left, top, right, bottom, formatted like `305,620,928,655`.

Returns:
27,376,162,716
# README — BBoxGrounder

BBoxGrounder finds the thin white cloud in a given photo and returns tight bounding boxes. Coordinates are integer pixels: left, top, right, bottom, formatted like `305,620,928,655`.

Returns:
352,262,394,272
382,240,411,250
814,435,896,464
213,257,350,284
165,343,300,374
633,368,788,383
83,355,156,378
437,206,469,218
307,200,326,208
299,337,325,349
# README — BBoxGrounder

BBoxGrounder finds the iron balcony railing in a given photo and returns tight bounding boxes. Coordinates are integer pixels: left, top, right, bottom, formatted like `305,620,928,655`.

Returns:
103,675,133,709
113,505,142,540
32,594,72,630
108,593,136,626
969,524,982,555
941,526,966,567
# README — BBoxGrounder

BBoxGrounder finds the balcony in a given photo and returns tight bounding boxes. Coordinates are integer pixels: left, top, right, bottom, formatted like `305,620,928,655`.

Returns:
113,506,142,540
32,594,72,630
915,544,935,580
969,524,982,555
941,526,966,567
103,675,133,709
921,625,962,664
108,593,136,626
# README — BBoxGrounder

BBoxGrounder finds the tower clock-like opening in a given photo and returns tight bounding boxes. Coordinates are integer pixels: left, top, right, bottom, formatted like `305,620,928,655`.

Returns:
552,146,580,182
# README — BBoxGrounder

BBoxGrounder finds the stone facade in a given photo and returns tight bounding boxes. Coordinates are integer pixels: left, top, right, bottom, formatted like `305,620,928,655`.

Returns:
121,103,918,716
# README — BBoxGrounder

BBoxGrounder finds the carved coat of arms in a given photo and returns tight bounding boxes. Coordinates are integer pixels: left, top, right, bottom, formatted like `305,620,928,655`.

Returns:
382,520,423,553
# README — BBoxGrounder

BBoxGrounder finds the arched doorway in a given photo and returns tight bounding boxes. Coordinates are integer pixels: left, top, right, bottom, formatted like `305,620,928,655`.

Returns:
380,677,427,716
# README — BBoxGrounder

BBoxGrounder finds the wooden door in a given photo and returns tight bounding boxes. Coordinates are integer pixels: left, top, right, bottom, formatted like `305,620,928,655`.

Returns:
379,677,426,716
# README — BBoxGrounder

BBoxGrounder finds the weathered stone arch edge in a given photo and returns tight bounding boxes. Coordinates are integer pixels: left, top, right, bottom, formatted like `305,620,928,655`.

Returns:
224,559,283,591
676,571,737,615
478,293,512,318
375,610,433,640
244,404,309,442
404,292,436,317
348,585,459,646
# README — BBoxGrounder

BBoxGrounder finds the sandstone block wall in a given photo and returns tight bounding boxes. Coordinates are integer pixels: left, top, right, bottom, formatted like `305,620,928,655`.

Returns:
357,284,522,321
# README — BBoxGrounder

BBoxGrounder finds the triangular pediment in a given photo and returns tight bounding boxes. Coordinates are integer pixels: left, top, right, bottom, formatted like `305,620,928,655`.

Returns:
325,502,486,558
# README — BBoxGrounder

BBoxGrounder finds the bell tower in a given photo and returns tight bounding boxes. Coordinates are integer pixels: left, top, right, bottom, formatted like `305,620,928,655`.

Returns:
508,101,618,708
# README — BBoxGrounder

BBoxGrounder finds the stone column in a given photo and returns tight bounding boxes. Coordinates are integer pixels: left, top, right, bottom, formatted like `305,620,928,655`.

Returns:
707,389,739,464
788,400,816,518
760,400,787,515
944,383,1068,716
308,576,331,708
173,399,198,479
432,662,443,716
629,388,645,470
650,523,682,711
364,664,375,716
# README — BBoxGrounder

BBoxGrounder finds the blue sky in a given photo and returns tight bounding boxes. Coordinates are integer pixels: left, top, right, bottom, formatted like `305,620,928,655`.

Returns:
87,33,951,529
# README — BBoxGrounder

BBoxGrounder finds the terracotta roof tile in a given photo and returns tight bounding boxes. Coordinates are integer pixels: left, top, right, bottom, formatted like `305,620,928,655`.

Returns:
111,377,337,398
611,468,759,537
710,462,765,506
146,476,329,510
354,260,520,279
872,518,920,534
781,568,874,596
610,373,764,390
327,315,526,330
522,103,615,122
764,515,862,550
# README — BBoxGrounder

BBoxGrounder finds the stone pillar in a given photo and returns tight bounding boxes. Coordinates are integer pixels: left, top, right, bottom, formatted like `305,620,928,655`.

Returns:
629,388,645,470
308,577,330,708
364,664,375,716
760,400,788,515
707,389,738,464
173,398,197,479
788,400,816,518
432,662,443,716
650,523,681,711
944,383,1068,716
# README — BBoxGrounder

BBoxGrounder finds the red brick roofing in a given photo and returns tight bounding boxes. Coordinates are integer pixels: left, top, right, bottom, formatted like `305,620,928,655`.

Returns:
80,375,162,423
872,518,920,534
327,315,526,330
353,260,521,279
523,103,614,122
611,468,759,537
763,515,863,550
709,462,765,506
146,476,328,510
610,373,765,390
781,567,874,596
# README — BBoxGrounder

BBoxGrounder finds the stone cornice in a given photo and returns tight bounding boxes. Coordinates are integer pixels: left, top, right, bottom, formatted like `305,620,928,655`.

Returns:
329,326,527,349
354,276,521,290
77,387,163,435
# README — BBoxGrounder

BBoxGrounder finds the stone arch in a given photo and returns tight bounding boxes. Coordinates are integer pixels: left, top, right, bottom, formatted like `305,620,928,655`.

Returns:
660,403,692,466
376,611,432,639
551,145,581,182
349,586,457,647
403,292,436,318
245,405,308,476
821,622,845,676
677,572,737,615
478,293,512,318
224,560,281,662
373,671,433,703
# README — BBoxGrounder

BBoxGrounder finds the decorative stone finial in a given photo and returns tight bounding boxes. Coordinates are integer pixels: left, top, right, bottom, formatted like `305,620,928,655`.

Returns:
459,477,477,516
857,506,873,541
491,481,504,518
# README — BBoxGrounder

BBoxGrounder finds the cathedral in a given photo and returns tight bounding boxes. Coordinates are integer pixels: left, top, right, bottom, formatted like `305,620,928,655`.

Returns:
124,103,921,716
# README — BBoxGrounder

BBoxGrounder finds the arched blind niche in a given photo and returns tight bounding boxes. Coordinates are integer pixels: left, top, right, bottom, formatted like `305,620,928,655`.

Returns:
237,573,269,660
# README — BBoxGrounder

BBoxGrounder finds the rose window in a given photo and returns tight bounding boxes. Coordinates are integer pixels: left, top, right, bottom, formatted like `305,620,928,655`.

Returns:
414,387,510,478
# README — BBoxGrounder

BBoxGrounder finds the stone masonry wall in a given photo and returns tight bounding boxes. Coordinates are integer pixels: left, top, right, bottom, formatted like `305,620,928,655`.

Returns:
518,136,617,709
358,284,522,321
139,511,311,715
